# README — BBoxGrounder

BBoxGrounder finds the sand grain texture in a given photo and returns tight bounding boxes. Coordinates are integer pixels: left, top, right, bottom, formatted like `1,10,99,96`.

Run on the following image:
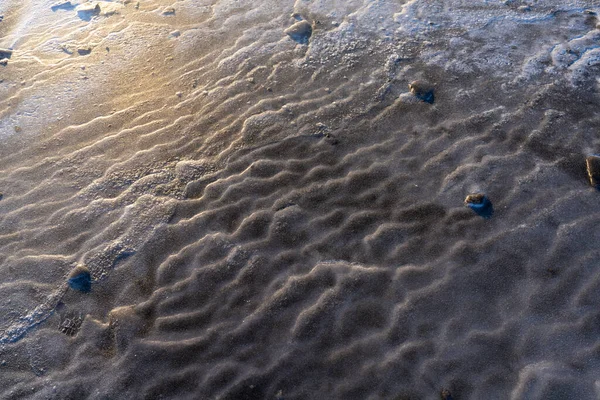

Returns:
1,0,600,399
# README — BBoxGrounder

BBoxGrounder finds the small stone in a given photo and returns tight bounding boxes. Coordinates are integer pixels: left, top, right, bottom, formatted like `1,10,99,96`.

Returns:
77,47,92,56
284,20,312,44
176,91,183,97
441,389,453,400
68,265,92,292
408,80,435,104
76,3,100,20
162,7,175,15
518,5,531,12
0,59,7,67
13,126,21,133
0,48,12,59
51,1,74,12
169,30,180,38
465,193,494,218
0,15,4,22
586,155,600,188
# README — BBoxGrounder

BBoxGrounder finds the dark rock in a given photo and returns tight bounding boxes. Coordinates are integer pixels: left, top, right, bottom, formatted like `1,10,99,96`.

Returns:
0,48,12,59
441,389,453,400
285,20,312,44
409,80,435,104
77,47,92,56
68,265,92,292
464,193,494,218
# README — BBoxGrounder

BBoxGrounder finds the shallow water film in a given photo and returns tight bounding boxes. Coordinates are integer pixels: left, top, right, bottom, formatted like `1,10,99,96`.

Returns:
1,0,600,399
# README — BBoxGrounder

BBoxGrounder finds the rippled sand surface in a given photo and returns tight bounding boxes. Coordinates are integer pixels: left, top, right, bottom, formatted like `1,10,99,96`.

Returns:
1,0,600,398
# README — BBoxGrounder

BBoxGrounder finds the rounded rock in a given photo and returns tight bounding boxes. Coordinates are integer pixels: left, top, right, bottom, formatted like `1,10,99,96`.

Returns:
68,265,92,292
408,80,435,104
464,193,494,219
285,20,313,44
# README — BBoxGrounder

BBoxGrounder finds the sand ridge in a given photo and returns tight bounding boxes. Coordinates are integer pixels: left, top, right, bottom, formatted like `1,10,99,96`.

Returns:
0,0,600,399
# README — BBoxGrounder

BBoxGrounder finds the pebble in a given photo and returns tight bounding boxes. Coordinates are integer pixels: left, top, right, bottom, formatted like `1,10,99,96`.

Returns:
162,7,175,15
409,80,435,104
169,30,181,38
464,193,494,218
586,155,600,188
51,1,73,12
284,20,312,44
441,389,453,400
77,47,92,56
0,48,12,59
76,2,100,19
68,265,92,292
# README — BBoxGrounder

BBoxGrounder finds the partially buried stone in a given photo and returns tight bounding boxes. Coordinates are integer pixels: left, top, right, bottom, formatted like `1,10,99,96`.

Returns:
464,193,494,218
162,7,175,15
586,155,600,189
285,20,312,44
76,2,100,19
51,1,74,12
68,265,92,292
440,389,453,400
409,80,434,104
0,48,12,59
